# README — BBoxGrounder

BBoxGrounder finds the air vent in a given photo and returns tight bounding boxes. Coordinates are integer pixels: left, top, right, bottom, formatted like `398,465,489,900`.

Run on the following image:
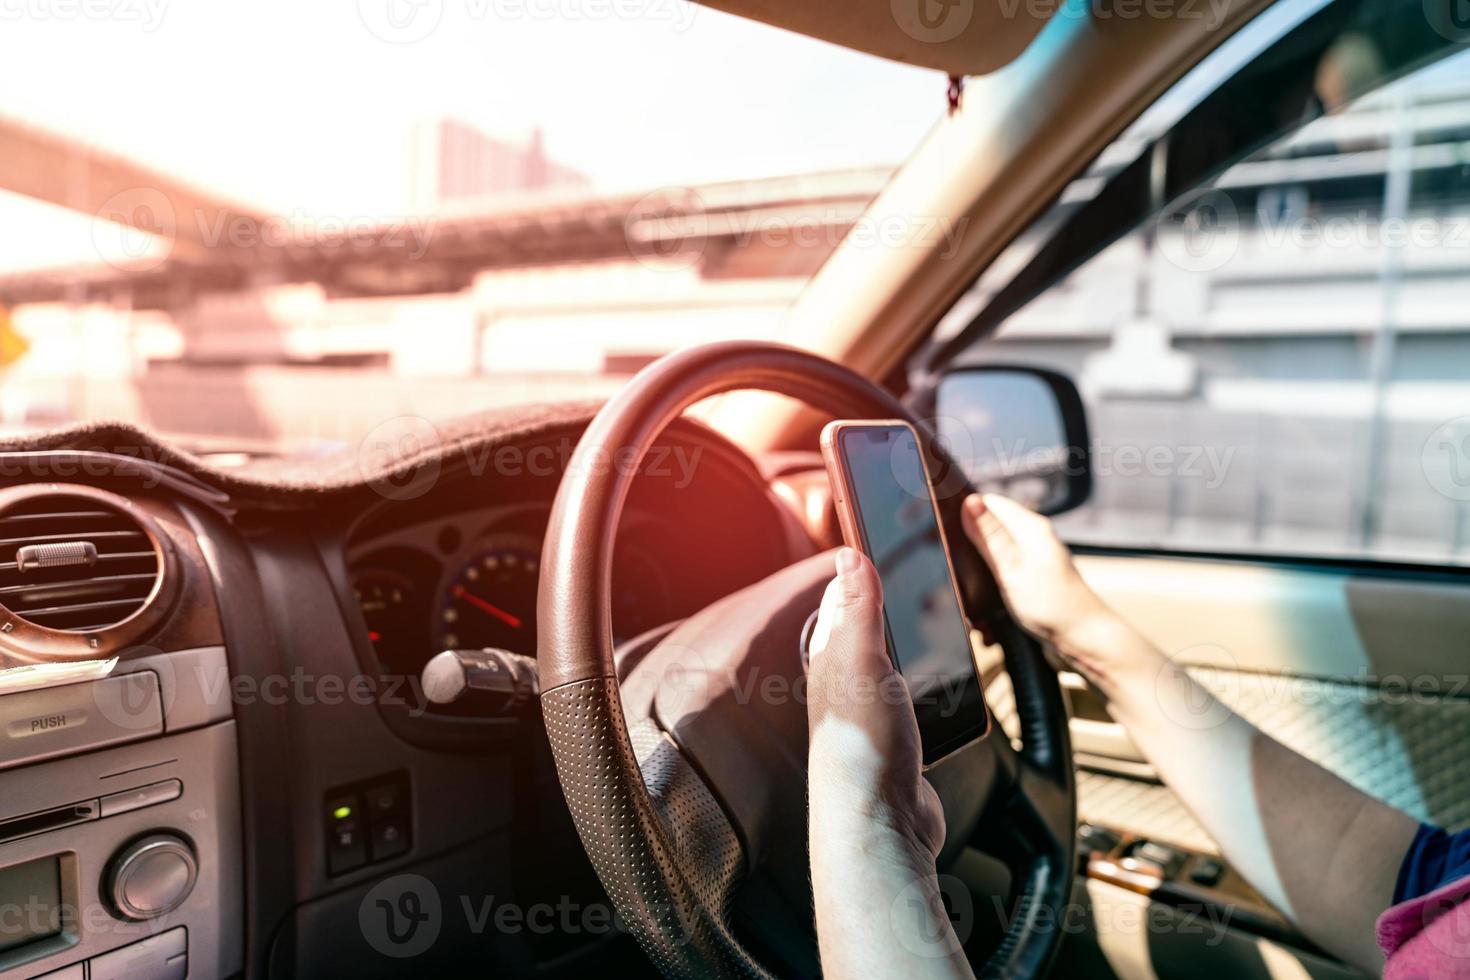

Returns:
0,494,164,633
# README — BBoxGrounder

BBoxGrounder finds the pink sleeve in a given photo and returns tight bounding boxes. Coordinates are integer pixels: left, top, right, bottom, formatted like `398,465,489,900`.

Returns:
1378,873,1470,979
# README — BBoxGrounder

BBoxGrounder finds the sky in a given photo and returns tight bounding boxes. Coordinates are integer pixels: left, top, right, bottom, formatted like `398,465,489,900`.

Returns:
0,0,949,222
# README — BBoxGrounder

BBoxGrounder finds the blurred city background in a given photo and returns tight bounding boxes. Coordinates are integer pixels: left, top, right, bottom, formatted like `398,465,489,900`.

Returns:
0,9,1468,567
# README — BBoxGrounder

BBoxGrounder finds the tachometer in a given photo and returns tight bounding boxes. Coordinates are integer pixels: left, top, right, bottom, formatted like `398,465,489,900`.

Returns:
352,567,424,676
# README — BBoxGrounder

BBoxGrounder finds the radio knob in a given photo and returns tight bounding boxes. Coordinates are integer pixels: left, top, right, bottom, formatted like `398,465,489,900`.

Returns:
105,833,198,921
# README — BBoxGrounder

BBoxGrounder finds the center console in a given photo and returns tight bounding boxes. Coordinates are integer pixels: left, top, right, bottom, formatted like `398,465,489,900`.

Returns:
0,649,242,980
0,485,242,980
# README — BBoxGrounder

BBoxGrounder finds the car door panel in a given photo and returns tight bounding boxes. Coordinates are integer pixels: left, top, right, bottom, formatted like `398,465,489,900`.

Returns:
985,552,1470,978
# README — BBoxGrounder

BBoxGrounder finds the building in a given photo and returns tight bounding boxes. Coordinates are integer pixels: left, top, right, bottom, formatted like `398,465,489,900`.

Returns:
407,120,591,212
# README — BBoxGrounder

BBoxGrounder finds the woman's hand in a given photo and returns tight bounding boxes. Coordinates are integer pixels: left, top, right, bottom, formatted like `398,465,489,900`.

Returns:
959,493,1107,646
806,547,944,860
806,548,972,978
959,493,1145,688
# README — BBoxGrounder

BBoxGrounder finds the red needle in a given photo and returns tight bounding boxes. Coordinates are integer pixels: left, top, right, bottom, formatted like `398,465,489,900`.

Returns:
452,585,523,629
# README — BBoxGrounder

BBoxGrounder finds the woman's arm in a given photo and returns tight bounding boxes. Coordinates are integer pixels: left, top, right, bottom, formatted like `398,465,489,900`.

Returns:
806,547,975,980
963,494,1419,973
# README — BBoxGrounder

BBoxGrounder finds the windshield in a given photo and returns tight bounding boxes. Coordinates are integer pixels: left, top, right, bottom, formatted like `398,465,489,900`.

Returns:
0,3,943,455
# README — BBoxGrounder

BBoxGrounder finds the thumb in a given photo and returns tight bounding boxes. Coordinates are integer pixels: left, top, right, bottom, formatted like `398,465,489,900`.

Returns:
808,547,888,677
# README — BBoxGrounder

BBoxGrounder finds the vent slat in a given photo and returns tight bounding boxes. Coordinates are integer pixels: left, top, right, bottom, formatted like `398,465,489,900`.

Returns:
13,597,150,618
0,496,162,632
0,530,145,549
0,572,156,597
0,510,116,525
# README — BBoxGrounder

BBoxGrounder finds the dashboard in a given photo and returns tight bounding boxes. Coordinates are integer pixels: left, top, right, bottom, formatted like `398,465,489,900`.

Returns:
0,406,819,979
341,422,810,721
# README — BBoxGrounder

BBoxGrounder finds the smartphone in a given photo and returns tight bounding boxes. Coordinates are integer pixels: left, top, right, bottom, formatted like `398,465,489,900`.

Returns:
820,419,991,766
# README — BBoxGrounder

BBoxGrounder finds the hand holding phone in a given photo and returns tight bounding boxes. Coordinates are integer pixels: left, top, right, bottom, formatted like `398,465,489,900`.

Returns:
820,420,990,766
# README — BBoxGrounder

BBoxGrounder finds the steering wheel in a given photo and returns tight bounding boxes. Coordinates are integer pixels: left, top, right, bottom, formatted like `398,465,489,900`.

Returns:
536,341,1075,978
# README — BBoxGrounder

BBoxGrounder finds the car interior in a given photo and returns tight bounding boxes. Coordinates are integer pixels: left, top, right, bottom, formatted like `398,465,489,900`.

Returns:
0,0,1467,977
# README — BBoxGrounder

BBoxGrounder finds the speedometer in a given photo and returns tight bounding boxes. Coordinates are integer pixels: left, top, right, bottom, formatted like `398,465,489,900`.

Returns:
433,525,677,659
434,536,541,657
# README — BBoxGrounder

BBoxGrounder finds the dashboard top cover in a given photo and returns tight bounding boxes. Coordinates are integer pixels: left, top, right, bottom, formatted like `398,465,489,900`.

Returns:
0,400,610,508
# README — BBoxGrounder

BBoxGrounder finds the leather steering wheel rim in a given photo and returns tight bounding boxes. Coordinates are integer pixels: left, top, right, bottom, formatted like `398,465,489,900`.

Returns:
537,340,1076,978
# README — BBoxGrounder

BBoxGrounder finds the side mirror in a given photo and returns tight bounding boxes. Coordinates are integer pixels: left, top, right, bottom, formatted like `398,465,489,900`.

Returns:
934,366,1091,516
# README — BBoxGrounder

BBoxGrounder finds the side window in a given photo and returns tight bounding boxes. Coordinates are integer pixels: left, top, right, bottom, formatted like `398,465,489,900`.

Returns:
956,46,1470,567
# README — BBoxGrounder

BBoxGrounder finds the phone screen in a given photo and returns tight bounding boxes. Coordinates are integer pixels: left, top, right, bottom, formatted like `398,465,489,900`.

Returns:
832,423,990,764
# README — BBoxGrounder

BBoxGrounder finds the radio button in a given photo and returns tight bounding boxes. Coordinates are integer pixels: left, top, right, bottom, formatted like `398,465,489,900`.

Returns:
105,834,198,921
325,793,367,875
0,673,162,771
99,778,183,818
90,926,187,980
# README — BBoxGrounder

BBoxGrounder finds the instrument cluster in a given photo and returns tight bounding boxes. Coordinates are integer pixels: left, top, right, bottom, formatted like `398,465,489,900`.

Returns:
348,505,674,680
